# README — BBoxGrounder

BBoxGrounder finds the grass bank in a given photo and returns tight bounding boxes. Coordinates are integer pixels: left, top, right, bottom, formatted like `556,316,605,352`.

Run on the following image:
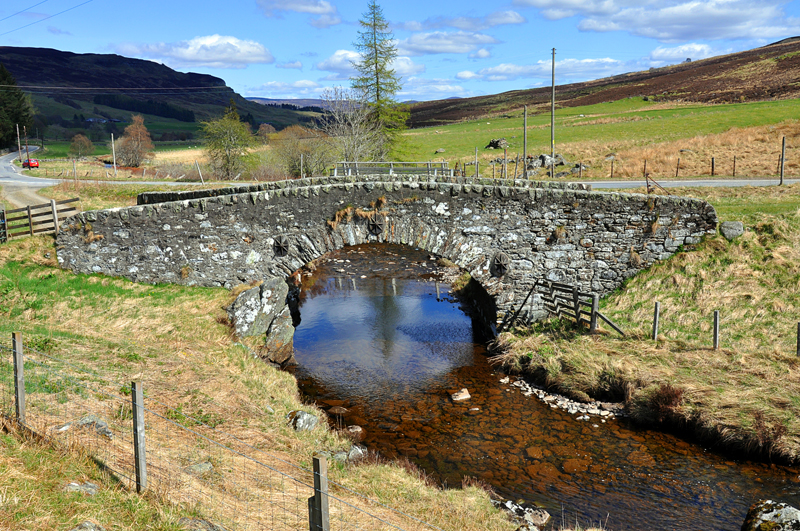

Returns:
494,184,800,463
0,235,517,531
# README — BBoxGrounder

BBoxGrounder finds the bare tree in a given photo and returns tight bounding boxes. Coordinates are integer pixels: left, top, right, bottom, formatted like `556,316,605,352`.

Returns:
271,125,333,177
116,115,154,167
69,133,94,158
257,123,276,145
319,87,387,162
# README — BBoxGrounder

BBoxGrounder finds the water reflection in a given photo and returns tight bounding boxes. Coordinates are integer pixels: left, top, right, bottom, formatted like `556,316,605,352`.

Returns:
290,243,800,531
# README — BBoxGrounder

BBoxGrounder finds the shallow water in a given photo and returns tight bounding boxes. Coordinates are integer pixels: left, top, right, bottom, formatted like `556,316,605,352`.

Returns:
291,243,800,530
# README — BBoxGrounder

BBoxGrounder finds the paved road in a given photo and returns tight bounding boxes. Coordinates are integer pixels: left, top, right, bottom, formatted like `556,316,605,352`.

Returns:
0,148,57,208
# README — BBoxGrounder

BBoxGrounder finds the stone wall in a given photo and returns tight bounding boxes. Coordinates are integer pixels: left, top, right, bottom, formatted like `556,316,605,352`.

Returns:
56,179,717,327
136,174,591,205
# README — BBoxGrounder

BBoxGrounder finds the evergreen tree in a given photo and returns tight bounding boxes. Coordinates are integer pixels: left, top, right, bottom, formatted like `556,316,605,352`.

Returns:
350,1,408,145
0,64,32,149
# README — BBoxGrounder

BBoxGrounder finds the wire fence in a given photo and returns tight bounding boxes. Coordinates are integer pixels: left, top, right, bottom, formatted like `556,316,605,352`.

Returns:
0,334,445,531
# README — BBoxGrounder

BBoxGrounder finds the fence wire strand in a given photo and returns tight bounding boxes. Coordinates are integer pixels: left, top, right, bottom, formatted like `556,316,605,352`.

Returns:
0,339,447,531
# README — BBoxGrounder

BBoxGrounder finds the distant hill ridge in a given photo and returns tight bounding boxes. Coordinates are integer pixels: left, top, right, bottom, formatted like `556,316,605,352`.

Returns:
0,46,317,129
409,38,800,128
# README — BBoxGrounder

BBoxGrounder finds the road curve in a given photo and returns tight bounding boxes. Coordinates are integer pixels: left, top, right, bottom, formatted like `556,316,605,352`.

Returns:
0,148,58,209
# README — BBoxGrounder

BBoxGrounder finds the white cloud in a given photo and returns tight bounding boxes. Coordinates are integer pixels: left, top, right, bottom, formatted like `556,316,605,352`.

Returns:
250,79,322,97
397,10,525,32
47,26,71,36
470,48,492,59
398,31,499,56
650,43,717,62
117,35,274,69
476,57,627,81
456,70,481,80
399,76,468,99
315,49,359,80
316,50,424,78
515,0,800,42
257,0,341,28
277,60,303,69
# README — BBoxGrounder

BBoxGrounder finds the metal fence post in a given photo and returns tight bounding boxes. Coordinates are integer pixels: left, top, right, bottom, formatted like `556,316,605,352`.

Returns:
713,311,720,350
590,294,599,333
131,380,147,493
12,333,25,424
796,322,799,357
652,301,660,341
308,455,330,531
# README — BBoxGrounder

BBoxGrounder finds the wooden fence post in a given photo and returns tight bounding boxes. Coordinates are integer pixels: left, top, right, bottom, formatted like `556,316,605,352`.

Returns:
572,286,581,326
50,200,59,234
676,158,680,178
26,206,33,237
713,310,720,350
652,301,660,341
308,455,330,531
733,155,736,177
796,322,799,357
643,160,647,178
711,157,715,177
590,294,599,333
780,136,786,186
12,333,25,424
132,381,147,493
611,159,614,178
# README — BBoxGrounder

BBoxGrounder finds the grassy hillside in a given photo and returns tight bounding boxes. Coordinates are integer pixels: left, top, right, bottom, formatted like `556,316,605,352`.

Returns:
395,99,799,180
495,184,800,462
409,38,800,128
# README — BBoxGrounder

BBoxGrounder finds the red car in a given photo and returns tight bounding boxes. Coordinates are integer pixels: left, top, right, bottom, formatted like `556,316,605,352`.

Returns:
22,159,39,168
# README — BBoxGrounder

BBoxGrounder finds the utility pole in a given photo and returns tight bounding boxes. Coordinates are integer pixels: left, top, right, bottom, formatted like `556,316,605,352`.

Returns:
23,126,30,164
16,124,22,161
111,133,118,177
551,48,556,177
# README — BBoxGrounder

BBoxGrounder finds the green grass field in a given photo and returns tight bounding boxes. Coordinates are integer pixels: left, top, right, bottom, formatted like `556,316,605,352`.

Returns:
394,99,800,175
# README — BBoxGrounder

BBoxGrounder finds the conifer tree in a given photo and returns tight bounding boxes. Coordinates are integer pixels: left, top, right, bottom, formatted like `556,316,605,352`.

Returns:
0,64,32,149
350,1,408,146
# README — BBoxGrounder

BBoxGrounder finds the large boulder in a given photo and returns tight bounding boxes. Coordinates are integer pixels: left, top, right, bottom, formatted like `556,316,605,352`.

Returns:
741,500,800,531
485,138,509,150
264,306,295,365
721,221,744,241
227,278,289,338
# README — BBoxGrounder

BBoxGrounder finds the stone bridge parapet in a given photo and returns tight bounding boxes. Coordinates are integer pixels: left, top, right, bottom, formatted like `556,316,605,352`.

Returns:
56,178,717,327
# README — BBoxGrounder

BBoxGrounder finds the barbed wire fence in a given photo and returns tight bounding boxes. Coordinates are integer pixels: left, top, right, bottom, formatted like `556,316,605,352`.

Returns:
0,333,446,531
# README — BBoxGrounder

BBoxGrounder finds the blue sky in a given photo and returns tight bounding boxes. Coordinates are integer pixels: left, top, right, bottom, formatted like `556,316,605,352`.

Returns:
2,0,800,101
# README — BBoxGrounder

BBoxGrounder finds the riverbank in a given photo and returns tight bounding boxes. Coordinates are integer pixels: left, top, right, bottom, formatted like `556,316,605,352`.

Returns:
493,184,800,463
0,235,519,531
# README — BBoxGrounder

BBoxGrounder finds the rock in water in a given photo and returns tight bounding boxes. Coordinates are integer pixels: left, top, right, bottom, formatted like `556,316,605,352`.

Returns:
741,500,800,531
451,388,471,401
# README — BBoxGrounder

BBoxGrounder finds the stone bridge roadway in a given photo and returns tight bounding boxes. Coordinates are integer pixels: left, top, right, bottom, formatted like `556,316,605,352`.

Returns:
56,175,717,328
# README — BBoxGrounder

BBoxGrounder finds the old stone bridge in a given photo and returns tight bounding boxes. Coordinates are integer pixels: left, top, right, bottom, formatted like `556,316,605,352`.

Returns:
56,175,717,329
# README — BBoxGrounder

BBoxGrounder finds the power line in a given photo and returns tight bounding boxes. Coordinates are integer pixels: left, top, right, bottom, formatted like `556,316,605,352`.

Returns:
0,83,231,91
0,1,50,23
0,0,93,37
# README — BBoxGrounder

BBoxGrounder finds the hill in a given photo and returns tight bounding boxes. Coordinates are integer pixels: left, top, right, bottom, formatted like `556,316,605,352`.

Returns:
0,47,320,138
409,38,800,128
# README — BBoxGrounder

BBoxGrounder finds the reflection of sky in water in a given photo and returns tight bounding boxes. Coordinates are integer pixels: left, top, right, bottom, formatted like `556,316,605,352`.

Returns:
293,277,476,401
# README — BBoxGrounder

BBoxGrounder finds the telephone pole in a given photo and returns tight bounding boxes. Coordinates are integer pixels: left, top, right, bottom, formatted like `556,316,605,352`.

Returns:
16,124,22,161
551,48,556,177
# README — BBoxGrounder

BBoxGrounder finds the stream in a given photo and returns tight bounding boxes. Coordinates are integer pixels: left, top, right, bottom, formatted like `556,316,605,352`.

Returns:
289,243,800,530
